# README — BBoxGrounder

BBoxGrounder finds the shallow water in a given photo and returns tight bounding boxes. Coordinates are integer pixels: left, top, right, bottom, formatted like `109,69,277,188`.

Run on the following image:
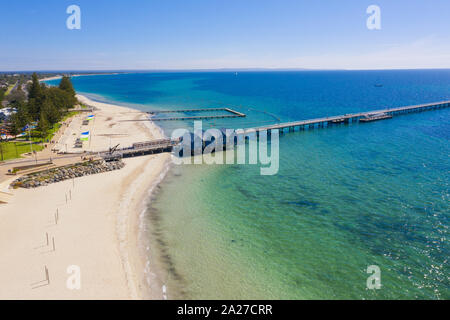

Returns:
46,70,450,299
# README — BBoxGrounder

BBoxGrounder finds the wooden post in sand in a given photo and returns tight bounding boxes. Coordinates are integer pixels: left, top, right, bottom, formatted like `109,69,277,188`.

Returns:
45,266,50,284
31,266,50,289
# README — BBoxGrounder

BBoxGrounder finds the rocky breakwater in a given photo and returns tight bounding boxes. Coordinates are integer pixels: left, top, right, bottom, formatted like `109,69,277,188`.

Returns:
11,159,125,189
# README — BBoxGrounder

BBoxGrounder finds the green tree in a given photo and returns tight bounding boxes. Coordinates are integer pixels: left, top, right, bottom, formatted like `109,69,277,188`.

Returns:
41,98,60,125
7,85,26,105
44,87,74,111
38,112,49,141
0,88,5,103
27,97,41,121
9,102,31,136
27,76,46,120
58,76,77,105
28,73,43,101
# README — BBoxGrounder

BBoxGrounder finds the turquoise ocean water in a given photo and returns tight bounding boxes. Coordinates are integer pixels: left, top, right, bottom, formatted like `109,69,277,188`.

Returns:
46,70,450,299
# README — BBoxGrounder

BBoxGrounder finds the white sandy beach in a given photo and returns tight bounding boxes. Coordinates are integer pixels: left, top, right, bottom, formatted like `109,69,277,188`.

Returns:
0,95,171,299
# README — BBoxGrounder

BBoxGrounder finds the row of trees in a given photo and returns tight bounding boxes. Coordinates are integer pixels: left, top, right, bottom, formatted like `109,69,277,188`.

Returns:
9,73,77,138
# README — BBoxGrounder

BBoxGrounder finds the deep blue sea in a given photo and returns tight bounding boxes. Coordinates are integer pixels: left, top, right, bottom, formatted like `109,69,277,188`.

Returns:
47,70,450,299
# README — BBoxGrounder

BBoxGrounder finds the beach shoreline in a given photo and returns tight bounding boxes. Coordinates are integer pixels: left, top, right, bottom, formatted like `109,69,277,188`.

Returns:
0,93,171,299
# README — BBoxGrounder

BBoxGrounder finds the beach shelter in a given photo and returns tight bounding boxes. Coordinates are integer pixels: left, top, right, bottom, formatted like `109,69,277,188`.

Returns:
87,115,95,121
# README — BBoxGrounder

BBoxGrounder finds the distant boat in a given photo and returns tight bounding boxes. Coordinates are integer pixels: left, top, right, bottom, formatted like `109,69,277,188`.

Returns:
374,84,383,87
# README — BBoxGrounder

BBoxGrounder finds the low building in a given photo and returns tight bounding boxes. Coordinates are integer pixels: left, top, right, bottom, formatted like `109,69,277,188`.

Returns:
0,107,16,119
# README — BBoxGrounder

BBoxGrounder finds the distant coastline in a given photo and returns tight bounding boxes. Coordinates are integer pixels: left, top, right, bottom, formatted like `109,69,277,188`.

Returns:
40,72,125,82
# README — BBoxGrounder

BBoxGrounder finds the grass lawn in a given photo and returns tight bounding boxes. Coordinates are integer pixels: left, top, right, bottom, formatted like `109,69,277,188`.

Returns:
0,140,43,161
5,82,17,96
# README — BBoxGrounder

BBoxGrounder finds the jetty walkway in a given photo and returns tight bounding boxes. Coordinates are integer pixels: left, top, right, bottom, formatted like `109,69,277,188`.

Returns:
104,100,450,159
147,107,246,121
245,100,450,134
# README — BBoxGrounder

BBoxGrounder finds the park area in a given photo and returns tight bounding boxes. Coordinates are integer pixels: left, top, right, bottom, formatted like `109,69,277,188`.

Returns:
0,111,77,161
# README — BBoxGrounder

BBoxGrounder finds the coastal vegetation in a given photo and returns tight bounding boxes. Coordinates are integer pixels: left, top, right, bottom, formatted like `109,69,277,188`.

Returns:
12,73,77,134
0,73,78,161
0,72,66,89
0,111,78,161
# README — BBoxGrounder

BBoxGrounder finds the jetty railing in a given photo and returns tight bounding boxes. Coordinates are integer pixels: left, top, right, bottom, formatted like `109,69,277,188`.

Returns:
147,107,246,121
245,100,450,134
99,138,181,159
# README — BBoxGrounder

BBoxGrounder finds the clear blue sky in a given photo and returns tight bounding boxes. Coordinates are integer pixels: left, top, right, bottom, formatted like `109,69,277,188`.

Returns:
1,0,449,71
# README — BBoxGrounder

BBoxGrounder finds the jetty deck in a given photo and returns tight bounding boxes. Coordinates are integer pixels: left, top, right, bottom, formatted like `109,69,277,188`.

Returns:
147,107,246,121
100,100,449,159
244,100,450,134
99,138,180,160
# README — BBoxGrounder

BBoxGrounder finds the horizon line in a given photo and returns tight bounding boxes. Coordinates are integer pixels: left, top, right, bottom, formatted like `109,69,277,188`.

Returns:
1,67,450,73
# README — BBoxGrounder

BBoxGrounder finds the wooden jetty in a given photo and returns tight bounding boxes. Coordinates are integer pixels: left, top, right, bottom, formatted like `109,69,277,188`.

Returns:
330,118,346,124
148,107,246,121
101,100,449,159
148,107,243,114
99,138,180,160
244,100,450,135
